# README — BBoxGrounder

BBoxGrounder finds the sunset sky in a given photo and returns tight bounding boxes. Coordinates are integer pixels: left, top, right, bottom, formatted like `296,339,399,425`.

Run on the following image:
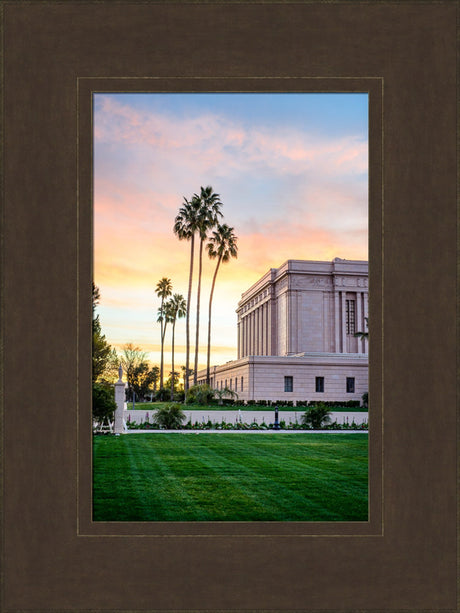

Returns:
94,93,368,373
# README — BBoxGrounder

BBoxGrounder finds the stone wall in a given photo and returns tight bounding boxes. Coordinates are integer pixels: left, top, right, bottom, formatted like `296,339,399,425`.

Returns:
197,354,368,404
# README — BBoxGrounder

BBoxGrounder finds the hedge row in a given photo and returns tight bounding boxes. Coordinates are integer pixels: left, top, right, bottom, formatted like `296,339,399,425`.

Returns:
125,419,368,431
186,399,362,408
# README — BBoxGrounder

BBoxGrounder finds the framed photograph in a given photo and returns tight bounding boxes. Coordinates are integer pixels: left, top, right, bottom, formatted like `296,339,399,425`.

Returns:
2,2,457,611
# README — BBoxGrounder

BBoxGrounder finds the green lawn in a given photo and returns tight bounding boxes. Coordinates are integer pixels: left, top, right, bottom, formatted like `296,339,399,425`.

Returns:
93,433,368,521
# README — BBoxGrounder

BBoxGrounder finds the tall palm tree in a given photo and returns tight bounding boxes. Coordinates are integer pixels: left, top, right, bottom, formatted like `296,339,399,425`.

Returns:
173,195,201,397
165,294,187,400
155,277,172,390
205,224,238,385
192,186,223,385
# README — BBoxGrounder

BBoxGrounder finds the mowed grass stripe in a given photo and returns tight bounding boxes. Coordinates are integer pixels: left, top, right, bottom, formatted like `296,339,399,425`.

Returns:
172,434,368,515
93,433,368,521
159,436,332,520
163,436,365,520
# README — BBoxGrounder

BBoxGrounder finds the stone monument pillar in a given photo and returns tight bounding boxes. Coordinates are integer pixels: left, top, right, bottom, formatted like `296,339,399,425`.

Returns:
114,364,125,435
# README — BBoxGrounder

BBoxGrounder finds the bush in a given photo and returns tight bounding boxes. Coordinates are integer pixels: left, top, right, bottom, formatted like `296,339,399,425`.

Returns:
153,404,186,429
93,383,116,425
186,384,214,405
362,392,368,409
301,403,332,429
154,388,170,401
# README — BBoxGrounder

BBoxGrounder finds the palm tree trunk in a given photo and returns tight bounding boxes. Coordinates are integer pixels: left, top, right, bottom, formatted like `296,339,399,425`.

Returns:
185,234,194,397
194,238,204,385
159,298,164,390
171,320,176,401
161,321,168,394
206,256,222,385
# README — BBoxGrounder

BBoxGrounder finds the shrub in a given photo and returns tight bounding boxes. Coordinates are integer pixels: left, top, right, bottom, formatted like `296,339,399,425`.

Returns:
154,388,170,401
186,384,214,405
93,383,116,425
153,404,186,429
362,392,368,409
301,403,332,429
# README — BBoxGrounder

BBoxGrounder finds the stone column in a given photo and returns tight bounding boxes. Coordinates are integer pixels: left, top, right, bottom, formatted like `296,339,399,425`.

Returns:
334,290,340,352
356,291,363,353
257,306,261,355
363,292,369,353
267,299,272,356
341,291,347,353
244,315,249,356
237,321,241,359
114,364,125,435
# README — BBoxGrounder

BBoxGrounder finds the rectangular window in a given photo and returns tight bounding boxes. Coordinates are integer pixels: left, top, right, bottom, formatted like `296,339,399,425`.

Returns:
235,378,238,392
346,299,356,335
315,376,324,393
241,376,244,391
284,376,293,392
346,377,355,393
230,378,232,390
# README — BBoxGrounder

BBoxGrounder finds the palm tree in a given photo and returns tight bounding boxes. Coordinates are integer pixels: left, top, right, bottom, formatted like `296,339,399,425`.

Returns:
354,317,369,341
205,224,238,385
192,186,223,385
173,196,201,397
155,277,172,390
165,293,187,400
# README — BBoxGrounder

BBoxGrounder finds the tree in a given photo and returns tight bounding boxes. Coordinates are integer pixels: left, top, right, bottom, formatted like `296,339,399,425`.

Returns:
155,277,172,390
191,186,223,385
153,404,186,429
186,383,215,405
173,195,202,397
164,371,181,393
301,403,332,429
92,382,116,428
213,386,238,406
92,283,115,383
205,223,238,384
165,294,187,400
180,365,194,390
130,363,160,401
354,316,369,341
120,343,148,400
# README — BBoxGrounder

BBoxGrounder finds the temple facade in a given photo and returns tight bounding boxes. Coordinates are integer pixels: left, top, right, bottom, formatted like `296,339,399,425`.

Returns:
195,258,369,404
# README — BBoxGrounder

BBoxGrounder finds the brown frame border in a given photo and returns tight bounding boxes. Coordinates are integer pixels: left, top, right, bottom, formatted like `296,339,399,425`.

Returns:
78,76,382,538
2,2,457,611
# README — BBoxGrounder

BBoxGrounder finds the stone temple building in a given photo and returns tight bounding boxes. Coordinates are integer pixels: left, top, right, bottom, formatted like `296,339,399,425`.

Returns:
195,258,369,405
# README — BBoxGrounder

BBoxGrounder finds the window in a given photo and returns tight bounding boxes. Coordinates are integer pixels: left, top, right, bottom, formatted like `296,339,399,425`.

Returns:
346,299,356,335
284,376,293,392
346,377,355,393
230,378,232,390
315,376,324,393
241,376,244,391
235,378,238,392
